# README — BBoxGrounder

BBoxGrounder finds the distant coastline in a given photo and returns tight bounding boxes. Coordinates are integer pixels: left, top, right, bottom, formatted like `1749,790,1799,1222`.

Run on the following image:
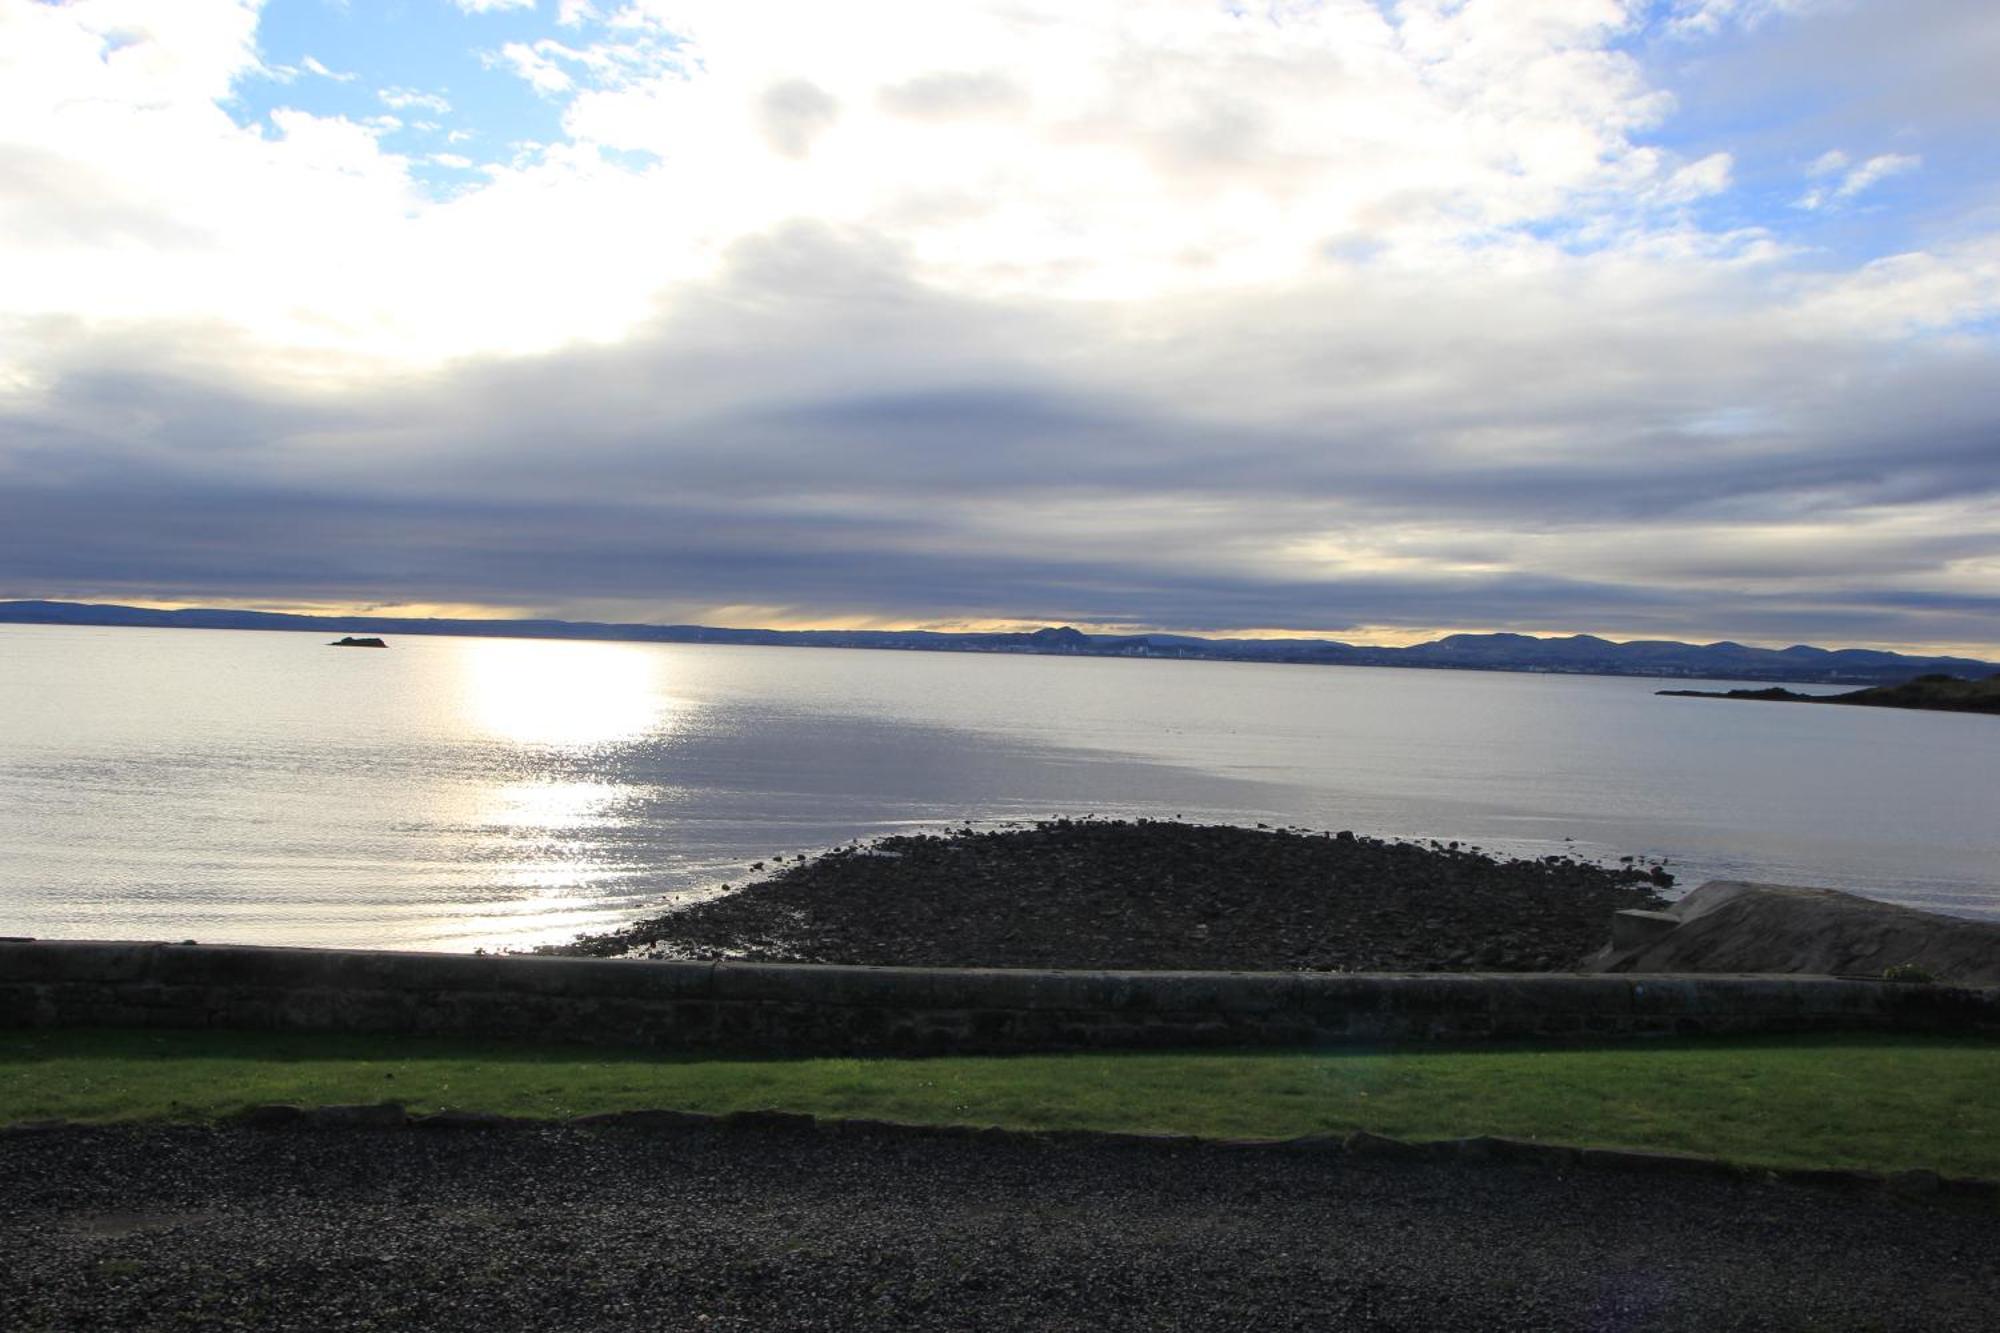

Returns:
3,598,1993,687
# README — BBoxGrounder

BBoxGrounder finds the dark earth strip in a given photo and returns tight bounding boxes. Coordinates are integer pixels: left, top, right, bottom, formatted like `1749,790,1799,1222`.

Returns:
3,1121,1994,1332
547,819,1671,971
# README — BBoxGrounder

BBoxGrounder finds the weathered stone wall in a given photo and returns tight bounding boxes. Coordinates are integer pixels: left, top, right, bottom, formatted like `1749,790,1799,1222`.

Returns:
2,939,1995,1054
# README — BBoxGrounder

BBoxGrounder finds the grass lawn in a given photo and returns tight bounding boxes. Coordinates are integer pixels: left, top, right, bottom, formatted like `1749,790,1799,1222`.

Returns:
3,1028,1995,1178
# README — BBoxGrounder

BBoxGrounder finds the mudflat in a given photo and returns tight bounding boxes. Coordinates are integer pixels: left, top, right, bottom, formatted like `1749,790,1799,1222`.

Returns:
550,819,1670,971
3,1120,1994,1331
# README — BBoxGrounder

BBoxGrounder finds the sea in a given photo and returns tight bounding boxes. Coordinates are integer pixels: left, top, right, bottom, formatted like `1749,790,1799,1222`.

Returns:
2,623,1996,952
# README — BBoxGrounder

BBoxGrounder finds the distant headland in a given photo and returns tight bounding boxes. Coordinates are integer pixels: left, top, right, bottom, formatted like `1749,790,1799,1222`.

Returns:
3,599,1994,687
1659,673,2000,716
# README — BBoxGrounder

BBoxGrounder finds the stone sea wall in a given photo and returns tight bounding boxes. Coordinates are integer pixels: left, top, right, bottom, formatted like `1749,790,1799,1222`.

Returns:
2,939,1996,1054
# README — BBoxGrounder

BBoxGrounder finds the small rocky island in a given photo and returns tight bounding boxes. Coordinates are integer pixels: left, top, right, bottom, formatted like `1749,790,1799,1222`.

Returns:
329,636,388,648
1658,672,2000,715
548,818,1672,972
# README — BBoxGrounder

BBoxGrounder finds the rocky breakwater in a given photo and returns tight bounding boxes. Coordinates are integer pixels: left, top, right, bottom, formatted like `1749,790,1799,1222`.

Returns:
548,819,1673,972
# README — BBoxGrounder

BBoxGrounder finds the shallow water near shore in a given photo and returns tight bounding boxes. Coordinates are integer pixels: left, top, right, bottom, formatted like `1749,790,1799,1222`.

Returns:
2,622,1996,951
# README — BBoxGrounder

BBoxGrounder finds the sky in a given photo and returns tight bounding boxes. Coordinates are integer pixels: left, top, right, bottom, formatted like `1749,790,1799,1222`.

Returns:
2,0,1998,654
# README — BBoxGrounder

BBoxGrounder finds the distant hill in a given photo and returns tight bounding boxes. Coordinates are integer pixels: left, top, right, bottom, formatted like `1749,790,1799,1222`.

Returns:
2,599,1993,686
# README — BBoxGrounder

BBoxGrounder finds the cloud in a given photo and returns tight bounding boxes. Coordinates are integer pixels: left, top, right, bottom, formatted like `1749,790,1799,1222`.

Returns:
494,40,575,96
1664,0,1816,39
378,86,452,114
1790,238,2000,335
755,78,839,159
0,0,1996,653
1669,0,2000,148
1835,152,1921,198
301,55,355,83
1797,150,1921,209
878,71,1024,120
1656,152,1734,204
452,0,538,13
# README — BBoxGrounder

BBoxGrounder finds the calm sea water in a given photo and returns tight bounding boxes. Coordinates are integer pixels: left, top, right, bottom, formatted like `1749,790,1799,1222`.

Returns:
2,623,1996,951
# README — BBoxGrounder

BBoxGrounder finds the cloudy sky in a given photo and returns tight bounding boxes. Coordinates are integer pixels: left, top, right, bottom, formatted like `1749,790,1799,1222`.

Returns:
3,0,1997,653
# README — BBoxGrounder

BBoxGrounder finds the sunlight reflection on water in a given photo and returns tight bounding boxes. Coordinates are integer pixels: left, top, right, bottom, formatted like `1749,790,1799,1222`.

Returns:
459,638,683,748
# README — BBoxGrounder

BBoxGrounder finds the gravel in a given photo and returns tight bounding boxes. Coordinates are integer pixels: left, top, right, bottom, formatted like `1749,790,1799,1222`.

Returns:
547,818,1671,971
4,1121,1993,1331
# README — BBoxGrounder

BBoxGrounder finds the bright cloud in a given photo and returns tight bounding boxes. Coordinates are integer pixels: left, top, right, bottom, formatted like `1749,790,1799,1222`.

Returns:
0,0,1996,654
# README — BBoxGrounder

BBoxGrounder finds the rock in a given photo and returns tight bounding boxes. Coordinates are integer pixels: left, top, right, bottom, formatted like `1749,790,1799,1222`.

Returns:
1454,1137,1580,1168
1783,1167,1885,1195
1343,1131,1426,1159
723,1109,818,1134
821,1117,911,1138
1585,880,2000,984
228,1104,307,1129
1610,909,1680,949
413,1109,525,1131
1576,1146,1739,1179
569,1109,717,1132
1093,1131,1201,1150
303,1103,408,1129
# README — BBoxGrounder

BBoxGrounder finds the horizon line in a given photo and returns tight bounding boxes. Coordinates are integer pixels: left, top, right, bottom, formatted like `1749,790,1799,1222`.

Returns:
4,597,1997,666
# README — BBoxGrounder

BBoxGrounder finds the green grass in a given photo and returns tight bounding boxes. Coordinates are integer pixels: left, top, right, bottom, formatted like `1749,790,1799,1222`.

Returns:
4,1028,1996,1178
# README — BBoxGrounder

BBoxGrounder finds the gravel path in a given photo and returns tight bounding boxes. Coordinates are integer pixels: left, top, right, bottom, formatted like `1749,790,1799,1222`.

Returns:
550,819,1670,971
4,1121,1993,1331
